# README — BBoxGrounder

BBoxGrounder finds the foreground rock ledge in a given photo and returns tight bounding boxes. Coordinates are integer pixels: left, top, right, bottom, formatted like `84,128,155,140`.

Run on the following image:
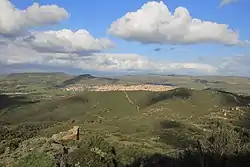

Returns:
51,126,80,142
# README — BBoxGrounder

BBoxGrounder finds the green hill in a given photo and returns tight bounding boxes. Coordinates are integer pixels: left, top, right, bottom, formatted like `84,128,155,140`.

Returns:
1,88,250,166
1,88,249,140
2,87,250,122
0,72,71,93
58,74,124,87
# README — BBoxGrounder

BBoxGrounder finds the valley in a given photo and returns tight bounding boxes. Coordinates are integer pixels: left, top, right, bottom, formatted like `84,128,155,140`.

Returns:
0,73,250,167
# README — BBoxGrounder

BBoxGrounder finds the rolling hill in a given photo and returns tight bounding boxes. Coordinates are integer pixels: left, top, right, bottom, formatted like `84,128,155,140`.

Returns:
57,74,123,87
1,88,249,137
1,73,250,166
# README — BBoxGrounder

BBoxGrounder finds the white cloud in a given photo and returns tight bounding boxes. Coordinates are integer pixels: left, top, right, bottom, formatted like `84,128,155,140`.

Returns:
220,0,239,6
46,53,217,74
108,1,247,46
20,29,114,54
8,37,249,76
0,39,217,74
0,0,69,36
217,54,250,75
0,39,44,64
158,62,217,73
92,53,156,71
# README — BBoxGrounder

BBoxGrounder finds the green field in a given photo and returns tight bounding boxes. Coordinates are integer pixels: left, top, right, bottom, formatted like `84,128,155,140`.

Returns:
0,73,250,167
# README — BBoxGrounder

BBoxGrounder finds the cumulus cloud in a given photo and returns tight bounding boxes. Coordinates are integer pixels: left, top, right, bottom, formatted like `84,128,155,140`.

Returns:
0,38,217,74
0,61,86,75
90,53,156,71
20,29,114,54
0,0,246,76
217,54,250,76
220,0,239,6
0,39,45,64
43,52,217,74
158,62,217,73
0,0,69,36
108,1,247,46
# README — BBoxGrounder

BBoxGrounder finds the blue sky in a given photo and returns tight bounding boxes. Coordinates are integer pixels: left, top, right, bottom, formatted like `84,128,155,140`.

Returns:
0,0,249,75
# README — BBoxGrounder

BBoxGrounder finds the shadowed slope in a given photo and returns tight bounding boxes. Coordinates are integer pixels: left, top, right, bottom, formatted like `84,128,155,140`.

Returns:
0,94,38,110
1,88,250,124
139,88,250,109
58,74,120,87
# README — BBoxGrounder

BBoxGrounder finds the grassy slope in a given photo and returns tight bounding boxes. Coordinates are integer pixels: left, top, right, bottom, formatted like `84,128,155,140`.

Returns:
1,73,250,166
1,88,249,154
0,88,239,122
116,75,250,95
0,72,70,93
2,72,249,95
58,74,123,87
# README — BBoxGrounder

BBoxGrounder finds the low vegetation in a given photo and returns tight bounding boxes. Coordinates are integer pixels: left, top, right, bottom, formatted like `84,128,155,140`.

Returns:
0,73,250,166
1,122,249,167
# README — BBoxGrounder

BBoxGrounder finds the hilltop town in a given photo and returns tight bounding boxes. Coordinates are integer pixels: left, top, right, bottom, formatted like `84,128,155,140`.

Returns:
64,84,176,92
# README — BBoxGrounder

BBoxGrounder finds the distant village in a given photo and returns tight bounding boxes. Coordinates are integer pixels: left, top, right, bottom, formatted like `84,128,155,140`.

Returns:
63,84,176,92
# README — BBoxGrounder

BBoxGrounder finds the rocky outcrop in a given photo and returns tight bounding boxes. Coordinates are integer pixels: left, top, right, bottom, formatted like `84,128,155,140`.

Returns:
51,126,79,142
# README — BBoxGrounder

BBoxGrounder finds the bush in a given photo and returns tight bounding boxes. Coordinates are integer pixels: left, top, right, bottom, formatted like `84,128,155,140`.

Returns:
61,135,124,167
14,152,55,167
0,138,22,154
178,121,250,167
127,121,250,167
115,144,148,164
205,121,242,156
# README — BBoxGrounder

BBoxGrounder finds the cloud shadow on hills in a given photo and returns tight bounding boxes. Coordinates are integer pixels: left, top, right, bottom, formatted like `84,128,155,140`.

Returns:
155,120,197,149
0,94,38,110
127,151,250,167
138,88,192,108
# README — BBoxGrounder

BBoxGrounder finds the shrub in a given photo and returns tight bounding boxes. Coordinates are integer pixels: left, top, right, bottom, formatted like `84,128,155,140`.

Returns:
205,121,242,156
63,135,123,167
14,152,55,167
0,138,21,154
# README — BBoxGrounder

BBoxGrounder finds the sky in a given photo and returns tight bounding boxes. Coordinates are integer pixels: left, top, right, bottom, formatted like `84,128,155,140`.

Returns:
0,0,249,76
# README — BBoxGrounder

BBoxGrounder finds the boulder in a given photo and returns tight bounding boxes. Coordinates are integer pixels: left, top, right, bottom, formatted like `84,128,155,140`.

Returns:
52,126,79,142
